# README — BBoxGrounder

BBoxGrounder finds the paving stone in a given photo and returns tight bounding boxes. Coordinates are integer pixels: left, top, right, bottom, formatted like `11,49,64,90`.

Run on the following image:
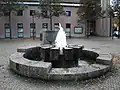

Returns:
48,63,110,80
1,37,120,90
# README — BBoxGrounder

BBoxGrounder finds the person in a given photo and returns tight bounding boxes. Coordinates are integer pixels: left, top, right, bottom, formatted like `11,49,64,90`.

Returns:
112,26,118,38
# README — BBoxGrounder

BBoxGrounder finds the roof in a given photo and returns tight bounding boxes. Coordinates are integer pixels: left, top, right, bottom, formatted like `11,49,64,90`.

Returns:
21,0,83,4
17,0,83,7
19,2,82,6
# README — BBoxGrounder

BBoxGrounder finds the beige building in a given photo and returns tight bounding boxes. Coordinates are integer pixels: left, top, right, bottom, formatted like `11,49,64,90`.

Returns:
96,0,111,37
0,0,111,39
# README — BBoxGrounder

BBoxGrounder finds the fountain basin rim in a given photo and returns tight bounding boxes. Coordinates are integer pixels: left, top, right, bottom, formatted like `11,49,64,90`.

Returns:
9,52,112,80
17,44,84,53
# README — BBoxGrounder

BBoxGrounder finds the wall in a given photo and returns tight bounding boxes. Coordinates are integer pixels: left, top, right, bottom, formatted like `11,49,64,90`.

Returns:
0,6,85,38
96,17,110,36
95,0,111,37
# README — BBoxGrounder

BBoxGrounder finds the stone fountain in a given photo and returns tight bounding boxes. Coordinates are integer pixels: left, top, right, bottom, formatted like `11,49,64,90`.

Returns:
9,23,113,80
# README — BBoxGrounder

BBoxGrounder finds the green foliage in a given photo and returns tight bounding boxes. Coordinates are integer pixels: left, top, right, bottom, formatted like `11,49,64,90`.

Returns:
107,3,120,27
107,3,120,17
39,0,65,30
39,0,65,18
114,17,120,26
0,0,26,39
114,4,120,14
106,6,115,17
77,0,102,22
0,0,26,16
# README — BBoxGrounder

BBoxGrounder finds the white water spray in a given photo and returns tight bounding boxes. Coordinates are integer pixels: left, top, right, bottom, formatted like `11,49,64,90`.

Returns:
55,23,67,54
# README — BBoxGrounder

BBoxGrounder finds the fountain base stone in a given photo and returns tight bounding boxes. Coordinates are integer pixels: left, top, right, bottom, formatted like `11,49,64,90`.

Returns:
10,45,113,80
35,45,82,68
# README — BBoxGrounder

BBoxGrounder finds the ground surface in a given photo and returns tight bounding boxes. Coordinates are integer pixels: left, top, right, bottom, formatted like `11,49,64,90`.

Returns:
0,37,120,90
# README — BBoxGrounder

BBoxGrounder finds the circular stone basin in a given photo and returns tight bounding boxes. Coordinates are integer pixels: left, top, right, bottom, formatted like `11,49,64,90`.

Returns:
9,45,113,80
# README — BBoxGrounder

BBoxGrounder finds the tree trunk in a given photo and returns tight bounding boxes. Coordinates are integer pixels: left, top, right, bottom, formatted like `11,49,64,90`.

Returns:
9,11,12,39
85,20,89,38
85,20,87,38
32,15,35,40
110,15,112,37
50,12,52,31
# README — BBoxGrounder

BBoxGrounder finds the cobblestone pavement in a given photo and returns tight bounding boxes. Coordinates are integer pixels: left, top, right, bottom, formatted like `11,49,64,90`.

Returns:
1,37,120,90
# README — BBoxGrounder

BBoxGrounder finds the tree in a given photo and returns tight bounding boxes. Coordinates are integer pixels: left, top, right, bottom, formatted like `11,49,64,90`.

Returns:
114,17,119,26
114,4,120,35
0,0,26,39
107,2,120,38
39,0,65,30
77,0,102,37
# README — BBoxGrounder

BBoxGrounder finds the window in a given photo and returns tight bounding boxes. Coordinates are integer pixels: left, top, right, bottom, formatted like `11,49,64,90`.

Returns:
4,12,10,16
17,10,23,16
66,11,71,16
74,27,83,34
42,23,48,29
66,23,71,28
66,23,71,33
30,10,35,16
41,10,48,18
54,23,59,31
17,23,23,38
54,23,59,28
30,23,36,37
4,23,10,38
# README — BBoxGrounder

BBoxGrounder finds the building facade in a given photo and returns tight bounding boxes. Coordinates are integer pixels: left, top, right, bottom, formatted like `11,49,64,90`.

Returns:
96,0,112,37
0,0,111,39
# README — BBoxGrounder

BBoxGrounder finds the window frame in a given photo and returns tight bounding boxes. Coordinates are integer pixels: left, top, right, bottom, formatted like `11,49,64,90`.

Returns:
42,23,48,29
4,23,10,38
41,10,48,18
30,23,36,37
65,23,71,33
17,23,24,38
54,23,59,28
30,10,35,16
66,11,71,16
66,23,71,28
17,10,23,16
4,12,10,16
